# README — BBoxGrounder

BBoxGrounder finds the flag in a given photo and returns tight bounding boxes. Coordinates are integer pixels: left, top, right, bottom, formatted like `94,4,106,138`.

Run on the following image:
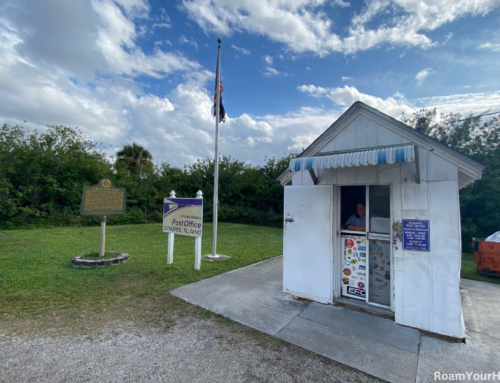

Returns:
213,60,226,123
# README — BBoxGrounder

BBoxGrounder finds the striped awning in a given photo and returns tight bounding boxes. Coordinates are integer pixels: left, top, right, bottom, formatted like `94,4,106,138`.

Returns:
289,145,415,172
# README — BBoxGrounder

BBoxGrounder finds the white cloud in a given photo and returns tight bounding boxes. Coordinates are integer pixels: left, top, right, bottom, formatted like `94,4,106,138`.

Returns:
152,22,171,29
478,42,500,51
306,67,311,70
263,55,273,65
333,0,350,7
179,35,198,48
443,32,454,44
415,68,435,84
299,83,500,121
341,76,352,81
182,0,500,55
264,67,279,76
231,44,250,55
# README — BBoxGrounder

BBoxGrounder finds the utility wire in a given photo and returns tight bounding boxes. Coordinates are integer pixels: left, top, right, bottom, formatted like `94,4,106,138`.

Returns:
444,110,500,124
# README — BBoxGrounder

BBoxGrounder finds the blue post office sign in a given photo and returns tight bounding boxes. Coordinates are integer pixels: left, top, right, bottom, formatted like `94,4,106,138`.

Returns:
402,219,430,252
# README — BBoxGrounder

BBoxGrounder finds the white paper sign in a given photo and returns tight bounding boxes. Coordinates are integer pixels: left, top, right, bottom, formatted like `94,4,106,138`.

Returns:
370,217,390,234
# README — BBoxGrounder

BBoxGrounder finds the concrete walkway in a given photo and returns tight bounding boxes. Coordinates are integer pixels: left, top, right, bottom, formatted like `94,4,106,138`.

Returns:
171,256,500,383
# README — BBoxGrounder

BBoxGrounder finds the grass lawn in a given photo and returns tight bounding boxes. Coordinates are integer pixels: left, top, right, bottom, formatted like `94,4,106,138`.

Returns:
1,224,498,336
461,252,500,284
0,222,283,333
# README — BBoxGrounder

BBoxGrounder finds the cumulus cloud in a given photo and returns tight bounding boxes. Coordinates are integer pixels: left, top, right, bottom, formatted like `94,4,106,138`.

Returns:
299,83,500,120
182,0,500,55
415,68,435,84
341,76,352,81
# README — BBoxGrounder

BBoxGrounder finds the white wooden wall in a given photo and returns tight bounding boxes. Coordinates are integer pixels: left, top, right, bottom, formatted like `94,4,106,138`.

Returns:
290,113,466,338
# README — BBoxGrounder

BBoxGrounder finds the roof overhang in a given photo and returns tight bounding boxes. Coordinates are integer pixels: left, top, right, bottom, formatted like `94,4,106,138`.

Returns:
277,102,486,186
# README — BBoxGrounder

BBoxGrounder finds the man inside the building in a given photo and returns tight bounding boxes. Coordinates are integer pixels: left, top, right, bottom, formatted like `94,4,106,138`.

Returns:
345,202,366,231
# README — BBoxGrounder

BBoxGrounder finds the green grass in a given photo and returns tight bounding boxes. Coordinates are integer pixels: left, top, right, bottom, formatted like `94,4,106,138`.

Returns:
461,252,500,284
1,225,498,331
0,222,283,319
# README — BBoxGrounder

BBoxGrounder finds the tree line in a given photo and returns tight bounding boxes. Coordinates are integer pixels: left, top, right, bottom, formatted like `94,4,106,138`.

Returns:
0,124,294,230
1,108,499,251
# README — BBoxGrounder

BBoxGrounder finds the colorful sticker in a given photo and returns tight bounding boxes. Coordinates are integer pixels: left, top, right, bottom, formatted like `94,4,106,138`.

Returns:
345,239,354,248
357,282,365,289
343,268,351,276
350,258,358,265
370,263,378,269
343,277,349,284
359,265,366,270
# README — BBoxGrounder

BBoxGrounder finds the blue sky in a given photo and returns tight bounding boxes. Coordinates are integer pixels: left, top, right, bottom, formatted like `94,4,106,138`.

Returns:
1,0,500,167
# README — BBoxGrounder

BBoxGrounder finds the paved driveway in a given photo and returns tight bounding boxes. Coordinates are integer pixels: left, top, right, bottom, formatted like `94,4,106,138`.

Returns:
172,256,500,383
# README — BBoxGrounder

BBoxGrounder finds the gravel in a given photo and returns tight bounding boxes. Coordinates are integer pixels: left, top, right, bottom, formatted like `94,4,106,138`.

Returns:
0,316,382,383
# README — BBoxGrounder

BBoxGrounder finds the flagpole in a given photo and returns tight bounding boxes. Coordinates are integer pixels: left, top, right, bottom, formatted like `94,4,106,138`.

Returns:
210,39,222,259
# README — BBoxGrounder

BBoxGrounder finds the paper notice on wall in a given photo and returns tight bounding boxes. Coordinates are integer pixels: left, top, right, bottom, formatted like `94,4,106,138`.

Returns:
341,234,367,300
370,217,390,234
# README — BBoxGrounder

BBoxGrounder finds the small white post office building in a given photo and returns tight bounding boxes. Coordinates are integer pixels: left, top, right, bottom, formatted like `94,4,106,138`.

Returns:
277,101,485,339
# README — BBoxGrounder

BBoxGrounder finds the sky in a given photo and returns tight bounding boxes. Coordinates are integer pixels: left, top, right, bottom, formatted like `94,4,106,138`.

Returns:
1,0,500,167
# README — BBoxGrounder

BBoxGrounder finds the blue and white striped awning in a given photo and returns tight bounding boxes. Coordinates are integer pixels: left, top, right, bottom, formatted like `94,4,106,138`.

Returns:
289,145,415,172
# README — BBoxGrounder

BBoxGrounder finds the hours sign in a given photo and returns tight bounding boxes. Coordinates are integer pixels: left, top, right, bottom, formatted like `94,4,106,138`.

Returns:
402,219,430,252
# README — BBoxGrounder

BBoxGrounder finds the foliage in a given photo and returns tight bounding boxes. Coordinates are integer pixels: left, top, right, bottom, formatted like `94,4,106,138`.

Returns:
115,143,154,181
0,123,297,229
401,109,500,251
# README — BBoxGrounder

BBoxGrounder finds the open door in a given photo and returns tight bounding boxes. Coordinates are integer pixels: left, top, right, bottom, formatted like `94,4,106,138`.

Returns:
283,185,333,304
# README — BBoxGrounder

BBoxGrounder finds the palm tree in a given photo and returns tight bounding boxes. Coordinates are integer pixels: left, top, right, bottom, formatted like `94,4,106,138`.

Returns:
115,143,153,179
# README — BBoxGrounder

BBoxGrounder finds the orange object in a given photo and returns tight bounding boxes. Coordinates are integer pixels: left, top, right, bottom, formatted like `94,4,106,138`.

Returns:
472,238,500,277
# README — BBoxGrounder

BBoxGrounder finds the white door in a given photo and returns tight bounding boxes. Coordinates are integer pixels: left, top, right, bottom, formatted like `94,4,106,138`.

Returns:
283,185,333,304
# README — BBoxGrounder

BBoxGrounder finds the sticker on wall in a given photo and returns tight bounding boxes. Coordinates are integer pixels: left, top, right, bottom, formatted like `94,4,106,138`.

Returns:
359,252,366,258
343,268,351,276
357,282,365,289
345,239,354,248
370,263,378,269
359,265,366,270
375,278,383,282
381,259,386,265
347,286,366,298
385,274,390,280
345,260,351,266
351,259,358,265
343,277,349,284
379,266,385,271
358,246,366,251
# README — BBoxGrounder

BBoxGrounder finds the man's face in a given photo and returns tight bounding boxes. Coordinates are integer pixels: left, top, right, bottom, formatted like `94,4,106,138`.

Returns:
357,203,366,218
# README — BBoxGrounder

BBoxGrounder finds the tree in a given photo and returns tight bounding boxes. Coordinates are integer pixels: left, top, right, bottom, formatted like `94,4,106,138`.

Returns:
0,124,112,225
115,143,154,181
401,109,500,250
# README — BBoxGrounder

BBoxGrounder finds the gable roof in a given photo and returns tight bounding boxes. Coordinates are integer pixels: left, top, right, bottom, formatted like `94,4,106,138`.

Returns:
277,101,486,185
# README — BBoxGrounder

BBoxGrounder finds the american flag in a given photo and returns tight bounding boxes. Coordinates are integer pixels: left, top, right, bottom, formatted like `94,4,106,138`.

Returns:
213,59,226,123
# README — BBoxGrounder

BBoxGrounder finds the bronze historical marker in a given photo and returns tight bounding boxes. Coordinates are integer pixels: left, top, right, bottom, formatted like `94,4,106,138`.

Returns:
80,178,126,216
